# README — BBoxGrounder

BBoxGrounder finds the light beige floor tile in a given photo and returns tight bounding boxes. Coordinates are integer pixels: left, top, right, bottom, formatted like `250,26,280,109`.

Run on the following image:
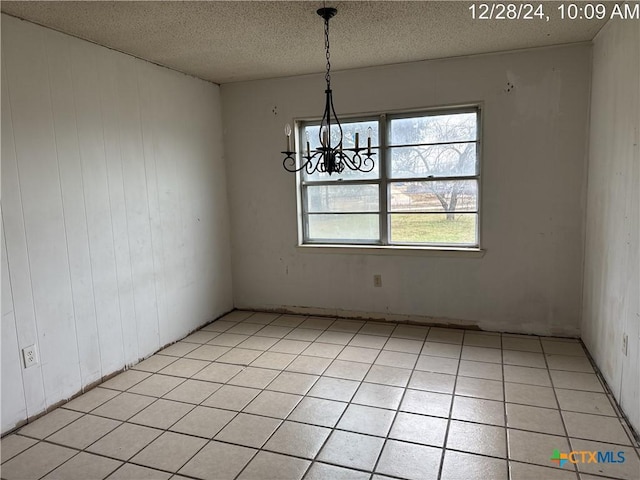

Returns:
129,399,193,429
237,336,279,351
318,430,384,471
272,315,306,328
184,344,230,361
227,366,279,388
324,359,370,381
455,376,504,401
464,332,502,349
202,385,261,411
250,351,297,370
43,451,121,480
266,371,318,395
1,441,77,480
542,340,586,357
208,333,249,347
337,346,380,363
389,411,448,446
441,450,508,480
0,435,37,463
91,392,155,421
408,370,456,393
555,389,616,416
316,330,354,345
507,429,570,466
299,317,335,330
214,413,281,448
264,421,331,458
505,382,558,408
506,403,565,435
391,325,429,340
376,440,442,480
570,438,639,480
546,354,595,373
509,461,578,480
131,355,176,373
328,320,365,333
374,350,418,369
563,411,632,445
226,323,264,336
504,365,551,386
461,345,502,363
130,431,207,472
245,312,279,324
359,322,395,336
170,406,236,438
18,408,83,439
87,423,162,460
349,333,388,349
400,389,452,417
159,341,199,357
100,370,151,391
305,462,370,480
307,377,360,402
337,404,395,437
302,342,344,358
158,358,210,378
178,441,255,480
415,355,459,374
550,371,604,392
365,365,412,387
163,379,222,404
201,320,237,332
127,374,184,397
502,350,546,368
384,337,424,354
243,390,301,419
353,382,404,409
427,327,464,344
502,336,542,353
269,339,311,355
459,360,503,381
107,463,172,479
237,451,310,480
284,355,332,375
284,328,322,342
421,341,462,359
256,325,294,338
47,414,120,449
447,420,506,458
192,362,244,383
452,395,505,426
221,310,254,322
63,388,119,413
287,397,347,427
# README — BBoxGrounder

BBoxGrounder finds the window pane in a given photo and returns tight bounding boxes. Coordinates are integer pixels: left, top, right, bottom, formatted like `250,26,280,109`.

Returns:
307,214,379,241
390,180,478,212
307,185,379,213
302,121,379,181
390,143,477,179
390,112,477,145
389,213,477,245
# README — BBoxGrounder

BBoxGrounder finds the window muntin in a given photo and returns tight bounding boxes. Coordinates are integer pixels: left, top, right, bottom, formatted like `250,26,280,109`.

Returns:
299,107,480,248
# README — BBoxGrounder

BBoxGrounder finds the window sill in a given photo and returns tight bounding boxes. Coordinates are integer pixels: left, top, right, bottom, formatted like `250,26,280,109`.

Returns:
296,244,486,258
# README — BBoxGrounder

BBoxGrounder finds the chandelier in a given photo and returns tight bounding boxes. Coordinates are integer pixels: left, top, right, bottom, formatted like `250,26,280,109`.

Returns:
282,7,376,176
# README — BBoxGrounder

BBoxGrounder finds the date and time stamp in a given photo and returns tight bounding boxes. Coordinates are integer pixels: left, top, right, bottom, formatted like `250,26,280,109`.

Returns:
469,2,640,21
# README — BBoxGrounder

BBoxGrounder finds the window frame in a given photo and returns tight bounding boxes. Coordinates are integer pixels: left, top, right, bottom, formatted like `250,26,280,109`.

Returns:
296,105,482,250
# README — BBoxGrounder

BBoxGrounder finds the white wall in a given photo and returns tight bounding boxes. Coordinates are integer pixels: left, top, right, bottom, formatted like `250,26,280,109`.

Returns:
1,15,233,434
222,44,591,337
582,19,640,433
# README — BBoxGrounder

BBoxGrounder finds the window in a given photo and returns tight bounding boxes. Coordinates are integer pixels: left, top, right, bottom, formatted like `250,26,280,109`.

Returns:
298,107,480,248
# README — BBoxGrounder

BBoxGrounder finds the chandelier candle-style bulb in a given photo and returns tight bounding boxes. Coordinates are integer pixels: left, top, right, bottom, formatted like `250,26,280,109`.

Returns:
281,6,376,176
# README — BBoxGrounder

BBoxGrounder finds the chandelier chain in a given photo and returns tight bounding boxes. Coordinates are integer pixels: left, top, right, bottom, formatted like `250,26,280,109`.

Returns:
324,16,331,86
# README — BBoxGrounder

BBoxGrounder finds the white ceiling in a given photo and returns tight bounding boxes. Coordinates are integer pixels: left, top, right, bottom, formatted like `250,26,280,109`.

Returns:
1,1,608,84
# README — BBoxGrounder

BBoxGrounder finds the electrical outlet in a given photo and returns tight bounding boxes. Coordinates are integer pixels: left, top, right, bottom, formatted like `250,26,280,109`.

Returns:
22,345,38,368
622,334,628,356
373,274,382,287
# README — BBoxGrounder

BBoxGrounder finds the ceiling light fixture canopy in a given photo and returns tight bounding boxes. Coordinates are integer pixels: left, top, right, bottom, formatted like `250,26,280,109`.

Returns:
282,7,375,176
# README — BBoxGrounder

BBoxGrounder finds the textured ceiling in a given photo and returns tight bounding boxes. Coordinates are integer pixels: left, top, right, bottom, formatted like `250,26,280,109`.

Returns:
1,1,608,84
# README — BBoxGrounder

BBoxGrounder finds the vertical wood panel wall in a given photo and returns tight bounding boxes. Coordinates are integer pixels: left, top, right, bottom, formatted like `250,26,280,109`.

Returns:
1,15,233,434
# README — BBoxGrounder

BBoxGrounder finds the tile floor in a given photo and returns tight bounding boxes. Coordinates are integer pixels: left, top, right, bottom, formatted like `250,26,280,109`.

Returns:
2,310,639,480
